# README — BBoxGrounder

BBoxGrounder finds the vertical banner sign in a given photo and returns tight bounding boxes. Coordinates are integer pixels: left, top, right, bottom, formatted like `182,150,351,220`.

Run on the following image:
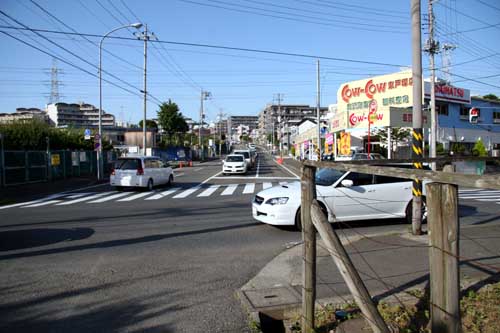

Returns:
412,128,423,196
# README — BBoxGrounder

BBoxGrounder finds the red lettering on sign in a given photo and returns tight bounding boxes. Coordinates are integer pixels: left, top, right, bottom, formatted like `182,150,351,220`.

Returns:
342,76,413,103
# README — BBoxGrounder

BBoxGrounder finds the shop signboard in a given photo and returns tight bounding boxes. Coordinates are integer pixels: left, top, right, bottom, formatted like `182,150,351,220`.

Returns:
325,133,334,145
338,132,351,156
424,81,470,104
336,71,416,130
389,107,430,128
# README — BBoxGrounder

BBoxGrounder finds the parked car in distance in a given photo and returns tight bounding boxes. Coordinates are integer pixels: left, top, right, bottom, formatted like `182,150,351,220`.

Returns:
351,153,386,160
252,164,426,230
233,149,254,169
110,156,174,191
222,154,247,175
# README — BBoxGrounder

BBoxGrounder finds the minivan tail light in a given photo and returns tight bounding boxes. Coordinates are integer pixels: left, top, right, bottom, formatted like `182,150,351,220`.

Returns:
111,168,115,176
136,167,144,175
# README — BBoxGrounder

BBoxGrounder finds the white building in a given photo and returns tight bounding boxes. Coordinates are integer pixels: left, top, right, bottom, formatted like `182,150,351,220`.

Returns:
46,102,115,128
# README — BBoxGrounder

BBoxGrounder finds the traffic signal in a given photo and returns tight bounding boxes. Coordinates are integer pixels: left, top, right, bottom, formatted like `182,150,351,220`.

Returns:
469,107,479,124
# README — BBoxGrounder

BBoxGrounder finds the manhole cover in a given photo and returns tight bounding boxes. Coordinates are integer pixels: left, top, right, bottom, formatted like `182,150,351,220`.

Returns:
244,287,300,309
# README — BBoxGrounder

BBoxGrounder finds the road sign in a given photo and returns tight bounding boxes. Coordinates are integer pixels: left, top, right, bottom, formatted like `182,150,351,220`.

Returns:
84,128,91,140
51,154,60,166
94,133,100,141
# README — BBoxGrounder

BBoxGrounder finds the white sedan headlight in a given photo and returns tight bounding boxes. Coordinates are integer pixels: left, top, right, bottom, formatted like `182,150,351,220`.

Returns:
265,197,289,205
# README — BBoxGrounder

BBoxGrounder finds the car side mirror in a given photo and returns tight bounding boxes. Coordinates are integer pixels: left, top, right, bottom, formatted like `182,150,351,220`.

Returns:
341,179,353,188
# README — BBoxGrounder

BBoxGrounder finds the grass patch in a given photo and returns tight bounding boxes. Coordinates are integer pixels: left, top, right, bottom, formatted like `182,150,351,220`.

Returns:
280,282,500,332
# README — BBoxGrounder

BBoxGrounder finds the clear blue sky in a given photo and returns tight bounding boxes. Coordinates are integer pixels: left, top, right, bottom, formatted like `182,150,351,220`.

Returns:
0,0,499,125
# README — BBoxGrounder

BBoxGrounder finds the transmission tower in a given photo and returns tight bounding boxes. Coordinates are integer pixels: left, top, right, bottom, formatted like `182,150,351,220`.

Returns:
441,43,456,84
49,58,63,104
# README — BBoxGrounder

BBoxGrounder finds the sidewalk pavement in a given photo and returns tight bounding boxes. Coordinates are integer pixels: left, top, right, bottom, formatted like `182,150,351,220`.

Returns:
238,223,500,332
238,154,500,331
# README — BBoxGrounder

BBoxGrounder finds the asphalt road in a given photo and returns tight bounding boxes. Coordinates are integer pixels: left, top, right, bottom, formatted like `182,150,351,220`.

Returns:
0,150,304,333
1,150,499,332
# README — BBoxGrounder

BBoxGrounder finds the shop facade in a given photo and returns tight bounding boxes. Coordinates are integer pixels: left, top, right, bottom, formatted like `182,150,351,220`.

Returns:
329,71,500,157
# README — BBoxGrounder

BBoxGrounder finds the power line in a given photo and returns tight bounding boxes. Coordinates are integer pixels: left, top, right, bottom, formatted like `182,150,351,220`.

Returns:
0,11,162,103
29,0,143,71
437,70,500,89
474,0,500,13
0,30,141,97
0,25,408,68
177,0,407,34
236,0,408,27
437,0,500,32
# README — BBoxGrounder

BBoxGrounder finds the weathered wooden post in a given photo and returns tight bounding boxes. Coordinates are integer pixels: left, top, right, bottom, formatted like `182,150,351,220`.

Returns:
301,165,316,333
311,200,390,333
427,182,460,333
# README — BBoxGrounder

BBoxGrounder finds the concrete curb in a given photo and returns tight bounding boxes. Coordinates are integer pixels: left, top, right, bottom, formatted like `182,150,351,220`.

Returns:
238,228,419,330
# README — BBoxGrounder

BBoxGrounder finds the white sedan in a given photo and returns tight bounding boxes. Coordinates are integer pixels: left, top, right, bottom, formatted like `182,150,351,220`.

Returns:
222,154,248,175
252,167,426,230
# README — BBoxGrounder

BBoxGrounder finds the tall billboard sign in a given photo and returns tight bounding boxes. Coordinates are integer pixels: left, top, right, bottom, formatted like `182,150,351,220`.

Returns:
336,71,415,130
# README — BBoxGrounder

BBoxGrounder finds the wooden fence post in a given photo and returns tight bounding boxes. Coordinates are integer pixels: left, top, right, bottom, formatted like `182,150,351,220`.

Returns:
311,200,390,333
427,182,460,333
301,165,316,333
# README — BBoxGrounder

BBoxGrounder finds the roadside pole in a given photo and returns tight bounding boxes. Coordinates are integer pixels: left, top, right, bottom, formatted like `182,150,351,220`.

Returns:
0,133,4,187
411,0,423,235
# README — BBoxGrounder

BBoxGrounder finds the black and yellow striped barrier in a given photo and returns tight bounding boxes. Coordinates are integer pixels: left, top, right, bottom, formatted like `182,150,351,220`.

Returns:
412,128,423,197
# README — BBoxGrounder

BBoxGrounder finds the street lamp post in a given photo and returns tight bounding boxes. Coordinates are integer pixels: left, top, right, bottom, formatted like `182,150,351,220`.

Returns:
98,23,142,180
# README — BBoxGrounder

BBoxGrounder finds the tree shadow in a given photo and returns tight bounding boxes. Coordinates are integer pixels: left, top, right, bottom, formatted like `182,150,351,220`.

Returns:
0,228,94,251
0,221,261,261
0,283,181,333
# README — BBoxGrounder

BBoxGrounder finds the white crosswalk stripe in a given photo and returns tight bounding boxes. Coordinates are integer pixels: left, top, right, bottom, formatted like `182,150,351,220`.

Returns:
243,183,255,194
173,187,200,199
198,185,220,197
145,188,180,200
23,199,63,208
56,192,114,206
88,192,130,203
221,184,238,196
459,189,500,203
2,182,300,209
262,182,272,189
117,192,152,202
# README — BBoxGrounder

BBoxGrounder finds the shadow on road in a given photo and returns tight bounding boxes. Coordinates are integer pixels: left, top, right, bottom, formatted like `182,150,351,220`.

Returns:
0,221,261,261
0,228,94,251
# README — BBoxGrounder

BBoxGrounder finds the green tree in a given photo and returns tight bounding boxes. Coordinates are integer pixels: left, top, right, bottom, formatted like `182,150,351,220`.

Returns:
483,94,499,101
472,139,488,156
374,127,411,154
138,119,158,129
0,120,99,150
156,100,188,146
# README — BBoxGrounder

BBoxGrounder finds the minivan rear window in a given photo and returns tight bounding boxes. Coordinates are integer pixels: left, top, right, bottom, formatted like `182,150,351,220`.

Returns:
115,159,140,170
235,151,250,158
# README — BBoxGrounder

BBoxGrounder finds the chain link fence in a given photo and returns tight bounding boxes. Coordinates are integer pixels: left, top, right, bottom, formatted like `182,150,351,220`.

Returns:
0,150,118,187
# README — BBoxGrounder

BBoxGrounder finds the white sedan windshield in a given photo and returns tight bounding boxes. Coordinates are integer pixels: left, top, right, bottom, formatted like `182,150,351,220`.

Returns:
315,168,345,186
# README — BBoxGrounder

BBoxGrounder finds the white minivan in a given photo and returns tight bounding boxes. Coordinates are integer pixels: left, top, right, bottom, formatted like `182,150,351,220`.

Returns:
110,156,174,191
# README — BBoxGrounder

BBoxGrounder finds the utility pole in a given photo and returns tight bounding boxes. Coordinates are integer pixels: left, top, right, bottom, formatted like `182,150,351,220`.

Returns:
137,25,156,156
424,0,439,171
199,90,211,160
274,94,284,156
217,109,226,157
316,60,321,161
411,0,423,235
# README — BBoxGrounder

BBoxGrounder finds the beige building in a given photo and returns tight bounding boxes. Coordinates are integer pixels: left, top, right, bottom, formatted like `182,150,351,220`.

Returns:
0,108,49,124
